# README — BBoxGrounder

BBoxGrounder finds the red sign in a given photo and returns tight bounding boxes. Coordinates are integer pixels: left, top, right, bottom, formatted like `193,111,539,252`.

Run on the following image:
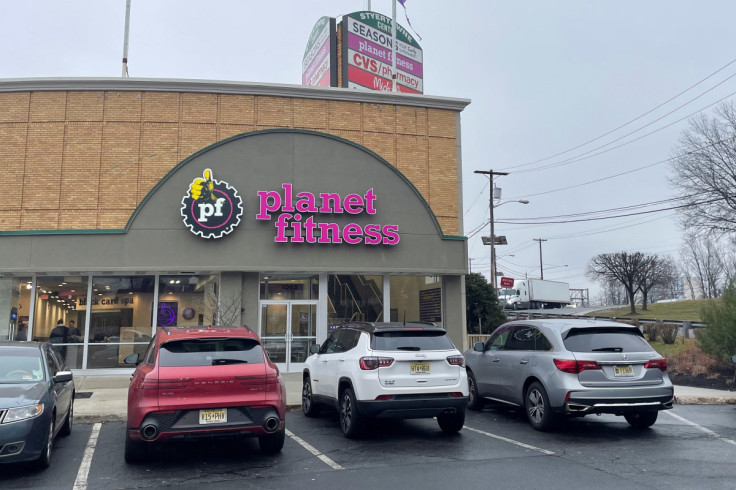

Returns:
500,277,514,288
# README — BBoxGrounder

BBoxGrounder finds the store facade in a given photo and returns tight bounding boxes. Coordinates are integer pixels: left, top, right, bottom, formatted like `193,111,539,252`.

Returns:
0,79,469,374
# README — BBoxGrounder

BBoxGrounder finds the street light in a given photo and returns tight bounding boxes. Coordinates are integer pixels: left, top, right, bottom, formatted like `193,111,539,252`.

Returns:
474,170,529,288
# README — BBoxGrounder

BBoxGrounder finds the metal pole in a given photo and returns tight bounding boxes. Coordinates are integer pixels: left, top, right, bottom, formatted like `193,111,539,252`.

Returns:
122,0,131,77
391,0,397,92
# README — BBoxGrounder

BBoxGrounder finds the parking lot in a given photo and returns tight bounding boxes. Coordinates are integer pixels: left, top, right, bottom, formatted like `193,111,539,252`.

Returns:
2,404,735,489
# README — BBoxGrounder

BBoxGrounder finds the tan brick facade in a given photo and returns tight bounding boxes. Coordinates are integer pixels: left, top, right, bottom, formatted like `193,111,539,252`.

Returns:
0,84,462,235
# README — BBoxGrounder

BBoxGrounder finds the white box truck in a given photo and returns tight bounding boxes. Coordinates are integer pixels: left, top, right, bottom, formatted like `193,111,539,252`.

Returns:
498,279,570,310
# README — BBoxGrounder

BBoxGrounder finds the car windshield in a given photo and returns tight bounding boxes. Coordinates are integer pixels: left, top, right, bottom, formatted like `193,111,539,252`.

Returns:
372,331,455,351
0,349,45,383
158,338,265,367
563,328,652,353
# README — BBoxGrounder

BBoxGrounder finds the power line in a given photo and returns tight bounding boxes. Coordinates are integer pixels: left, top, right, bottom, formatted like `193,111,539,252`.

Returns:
501,56,736,169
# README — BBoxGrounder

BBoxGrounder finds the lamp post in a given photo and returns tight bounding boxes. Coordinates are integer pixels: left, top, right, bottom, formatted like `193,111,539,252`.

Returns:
474,170,529,288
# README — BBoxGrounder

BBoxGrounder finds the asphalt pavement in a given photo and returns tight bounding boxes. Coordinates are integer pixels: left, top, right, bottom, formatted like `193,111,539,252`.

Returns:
71,372,736,424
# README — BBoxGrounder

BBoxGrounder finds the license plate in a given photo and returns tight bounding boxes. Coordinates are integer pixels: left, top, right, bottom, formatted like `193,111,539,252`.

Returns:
614,365,634,377
199,408,227,424
410,362,430,375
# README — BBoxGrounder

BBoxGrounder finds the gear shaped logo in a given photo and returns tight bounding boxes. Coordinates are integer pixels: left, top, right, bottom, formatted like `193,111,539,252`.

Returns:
181,168,243,239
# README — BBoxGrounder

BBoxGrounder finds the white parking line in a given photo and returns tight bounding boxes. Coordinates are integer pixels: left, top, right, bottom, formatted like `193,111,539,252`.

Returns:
285,429,344,470
463,425,555,455
664,411,736,447
73,422,101,490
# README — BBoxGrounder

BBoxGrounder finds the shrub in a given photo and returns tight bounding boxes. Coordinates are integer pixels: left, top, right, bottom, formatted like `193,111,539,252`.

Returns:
698,279,736,364
660,324,678,344
642,323,658,342
668,346,720,376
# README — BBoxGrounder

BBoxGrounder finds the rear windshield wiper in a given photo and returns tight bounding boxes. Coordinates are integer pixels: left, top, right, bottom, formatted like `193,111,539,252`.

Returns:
591,347,623,352
212,358,248,365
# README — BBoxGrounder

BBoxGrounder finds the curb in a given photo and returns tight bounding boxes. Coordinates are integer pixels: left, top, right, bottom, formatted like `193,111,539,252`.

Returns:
675,396,736,405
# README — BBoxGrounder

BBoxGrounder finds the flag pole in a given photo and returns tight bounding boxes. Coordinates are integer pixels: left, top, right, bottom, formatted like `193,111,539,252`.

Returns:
122,0,131,77
391,0,397,92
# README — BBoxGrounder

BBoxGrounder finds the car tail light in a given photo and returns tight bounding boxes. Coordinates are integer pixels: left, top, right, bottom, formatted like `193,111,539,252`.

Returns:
360,356,394,370
450,392,465,398
553,358,601,373
645,358,668,371
446,355,465,367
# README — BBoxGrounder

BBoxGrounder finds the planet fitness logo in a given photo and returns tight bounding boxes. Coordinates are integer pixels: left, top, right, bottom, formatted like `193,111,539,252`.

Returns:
181,168,243,239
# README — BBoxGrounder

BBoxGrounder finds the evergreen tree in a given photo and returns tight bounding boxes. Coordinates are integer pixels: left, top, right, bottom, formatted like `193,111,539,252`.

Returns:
698,278,736,364
465,273,506,335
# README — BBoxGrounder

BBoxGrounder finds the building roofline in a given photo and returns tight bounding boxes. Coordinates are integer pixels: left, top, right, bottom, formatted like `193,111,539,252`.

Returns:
0,77,471,112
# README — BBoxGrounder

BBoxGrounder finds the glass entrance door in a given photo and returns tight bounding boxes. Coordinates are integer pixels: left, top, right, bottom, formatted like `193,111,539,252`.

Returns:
259,301,317,372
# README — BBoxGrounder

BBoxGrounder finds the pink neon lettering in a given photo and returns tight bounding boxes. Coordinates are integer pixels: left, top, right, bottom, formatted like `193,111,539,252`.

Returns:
257,190,282,220
274,213,291,242
344,194,364,214
343,223,363,244
365,188,377,214
364,224,382,245
282,183,295,212
382,224,400,245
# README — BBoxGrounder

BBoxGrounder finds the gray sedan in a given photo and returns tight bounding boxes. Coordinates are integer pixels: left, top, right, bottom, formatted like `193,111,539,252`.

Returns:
464,319,674,431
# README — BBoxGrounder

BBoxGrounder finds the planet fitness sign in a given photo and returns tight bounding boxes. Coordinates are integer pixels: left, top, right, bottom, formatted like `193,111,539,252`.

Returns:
256,183,400,245
181,169,243,239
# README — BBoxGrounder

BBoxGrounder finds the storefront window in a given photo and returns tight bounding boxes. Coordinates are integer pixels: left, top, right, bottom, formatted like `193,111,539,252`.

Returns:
390,276,443,327
157,274,218,329
328,275,383,324
260,275,319,300
32,276,88,368
0,277,33,341
86,276,155,369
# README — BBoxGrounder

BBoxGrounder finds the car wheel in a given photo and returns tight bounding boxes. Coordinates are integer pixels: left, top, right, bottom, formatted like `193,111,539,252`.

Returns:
35,417,54,469
302,376,320,417
59,400,73,437
624,411,658,429
512,302,518,311
437,409,465,433
525,382,557,431
467,371,483,411
339,387,364,438
259,428,285,454
124,432,148,464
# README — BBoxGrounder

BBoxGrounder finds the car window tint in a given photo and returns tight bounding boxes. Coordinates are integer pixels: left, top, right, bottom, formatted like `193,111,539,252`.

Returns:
372,330,454,351
321,330,341,354
158,338,265,367
563,328,652,353
46,347,61,376
49,345,67,371
486,327,510,351
506,326,552,351
143,338,157,365
335,329,360,352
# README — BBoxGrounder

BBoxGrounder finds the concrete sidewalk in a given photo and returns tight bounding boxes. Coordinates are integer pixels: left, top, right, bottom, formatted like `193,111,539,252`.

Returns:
72,373,736,424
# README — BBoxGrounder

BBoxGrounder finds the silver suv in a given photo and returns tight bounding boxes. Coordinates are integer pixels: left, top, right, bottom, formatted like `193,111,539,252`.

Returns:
464,319,674,431
302,322,468,438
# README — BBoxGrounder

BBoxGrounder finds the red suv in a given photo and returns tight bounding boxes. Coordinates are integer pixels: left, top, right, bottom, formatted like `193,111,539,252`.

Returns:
124,325,286,463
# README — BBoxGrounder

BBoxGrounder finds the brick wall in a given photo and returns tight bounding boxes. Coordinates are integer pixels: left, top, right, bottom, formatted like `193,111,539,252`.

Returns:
0,90,459,235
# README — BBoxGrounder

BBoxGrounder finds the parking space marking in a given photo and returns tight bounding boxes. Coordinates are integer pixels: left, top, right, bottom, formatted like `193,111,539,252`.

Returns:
463,425,555,455
73,422,101,490
285,429,344,470
664,411,736,447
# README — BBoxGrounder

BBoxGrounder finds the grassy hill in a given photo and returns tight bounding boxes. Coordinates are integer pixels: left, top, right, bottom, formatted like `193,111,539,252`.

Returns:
584,298,717,322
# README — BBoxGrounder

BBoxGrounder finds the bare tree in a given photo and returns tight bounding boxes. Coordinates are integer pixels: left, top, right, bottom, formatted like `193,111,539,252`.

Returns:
680,233,725,299
637,255,678,310
587,251,647,314
596,277,627,306
670,101,736,236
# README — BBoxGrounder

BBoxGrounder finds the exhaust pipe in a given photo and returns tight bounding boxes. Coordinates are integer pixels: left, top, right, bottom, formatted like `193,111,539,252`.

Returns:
264,413,280,433
141,423,159,440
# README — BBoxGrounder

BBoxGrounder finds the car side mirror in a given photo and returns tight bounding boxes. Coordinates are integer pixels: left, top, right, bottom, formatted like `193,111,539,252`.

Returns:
473,342,484,352
124,353,141,365
53,371,73,383
310,344,320,355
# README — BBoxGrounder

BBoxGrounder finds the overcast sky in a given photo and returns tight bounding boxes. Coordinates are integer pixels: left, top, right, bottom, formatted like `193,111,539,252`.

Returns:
2,1,735,303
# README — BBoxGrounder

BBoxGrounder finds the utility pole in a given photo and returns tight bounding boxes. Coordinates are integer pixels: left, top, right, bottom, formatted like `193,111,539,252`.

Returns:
474,170,509,288
534,238,547,279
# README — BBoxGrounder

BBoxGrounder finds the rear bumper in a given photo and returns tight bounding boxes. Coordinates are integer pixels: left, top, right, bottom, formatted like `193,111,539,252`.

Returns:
562,386,675,415
355,394,468,419
128,405,284,443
